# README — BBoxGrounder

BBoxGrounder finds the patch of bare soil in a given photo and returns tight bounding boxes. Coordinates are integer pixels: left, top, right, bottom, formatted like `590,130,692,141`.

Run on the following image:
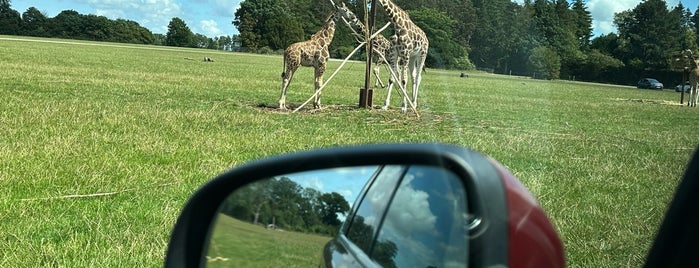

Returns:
612,98,683,106
253,103,375,114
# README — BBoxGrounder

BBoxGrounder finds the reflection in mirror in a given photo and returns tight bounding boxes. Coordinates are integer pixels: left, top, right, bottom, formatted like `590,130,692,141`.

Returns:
206,166,379,267
341,165,468,268
205,165,469,268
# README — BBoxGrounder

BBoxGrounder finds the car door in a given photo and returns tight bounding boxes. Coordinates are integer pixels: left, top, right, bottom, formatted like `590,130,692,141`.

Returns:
322,165,469,267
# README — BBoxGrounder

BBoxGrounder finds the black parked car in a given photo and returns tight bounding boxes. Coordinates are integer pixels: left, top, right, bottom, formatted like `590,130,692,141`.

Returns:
637,78,664,90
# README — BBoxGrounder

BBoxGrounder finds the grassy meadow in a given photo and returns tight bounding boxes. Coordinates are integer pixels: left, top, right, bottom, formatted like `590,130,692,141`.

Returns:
206,214,331,268
0,35,697,267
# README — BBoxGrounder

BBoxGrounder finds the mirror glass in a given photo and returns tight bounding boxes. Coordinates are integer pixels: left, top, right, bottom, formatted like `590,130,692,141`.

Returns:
206,165,468,267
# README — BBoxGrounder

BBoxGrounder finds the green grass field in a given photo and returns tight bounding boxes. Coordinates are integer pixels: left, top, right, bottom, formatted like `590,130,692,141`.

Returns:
207,214,331,268
0,35,697,267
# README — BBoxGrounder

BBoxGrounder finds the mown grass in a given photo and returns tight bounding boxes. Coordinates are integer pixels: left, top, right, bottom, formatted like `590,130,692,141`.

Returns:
0,35,697,267
207,214,330,268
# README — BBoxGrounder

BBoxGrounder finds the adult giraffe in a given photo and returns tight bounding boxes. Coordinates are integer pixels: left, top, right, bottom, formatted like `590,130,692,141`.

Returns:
279,11,340,110
683,49,699,107
376,0,429,112
334,2,393,89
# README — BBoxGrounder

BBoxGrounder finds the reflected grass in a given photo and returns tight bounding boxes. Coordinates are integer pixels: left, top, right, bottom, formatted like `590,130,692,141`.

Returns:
207,214,331,268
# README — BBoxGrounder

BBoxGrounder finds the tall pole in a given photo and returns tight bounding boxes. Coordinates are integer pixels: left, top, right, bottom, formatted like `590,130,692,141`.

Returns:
681,68,686,104
359,0,376,108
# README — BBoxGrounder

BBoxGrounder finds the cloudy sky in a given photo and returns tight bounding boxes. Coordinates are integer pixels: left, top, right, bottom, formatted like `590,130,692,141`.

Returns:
10,0,699,38
12,0,243,37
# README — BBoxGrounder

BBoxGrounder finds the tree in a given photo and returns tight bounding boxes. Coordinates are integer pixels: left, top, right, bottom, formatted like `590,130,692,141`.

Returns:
50,10,83,38
318,192,350,227
233,0,304,51
529,46,561,79
470,0,518,72
615,0,681,71
578,49,625,82
217,35,232,50
20,7,48,37
571,0,593,50
166,17,194,47
671,3,698,53
409,7,473,70
0,0,21,35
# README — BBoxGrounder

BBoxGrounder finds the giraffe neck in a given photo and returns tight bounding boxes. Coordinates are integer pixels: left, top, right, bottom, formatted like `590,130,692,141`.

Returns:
342,9,369,42
377,0,410,29
312,15,336,45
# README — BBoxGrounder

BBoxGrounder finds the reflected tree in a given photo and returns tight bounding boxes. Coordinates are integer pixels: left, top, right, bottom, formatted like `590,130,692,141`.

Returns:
219,176,350,235
346,215,398,268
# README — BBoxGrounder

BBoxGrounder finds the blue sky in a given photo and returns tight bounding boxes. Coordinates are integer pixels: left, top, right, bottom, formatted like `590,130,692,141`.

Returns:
12,0,243,37
287,166,378,207
9,0,699,38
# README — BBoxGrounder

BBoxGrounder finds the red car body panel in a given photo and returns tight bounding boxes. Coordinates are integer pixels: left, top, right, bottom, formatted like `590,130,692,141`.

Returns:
493,160,566,268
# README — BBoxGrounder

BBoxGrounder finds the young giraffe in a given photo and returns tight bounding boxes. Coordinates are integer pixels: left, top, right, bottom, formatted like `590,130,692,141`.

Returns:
279,11,340,110
335,2,393,89
376,0,429,112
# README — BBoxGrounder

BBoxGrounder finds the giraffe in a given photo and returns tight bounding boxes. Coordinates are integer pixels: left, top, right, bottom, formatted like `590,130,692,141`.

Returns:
682,49,699,107
279,11,340,110
335,2,393,89
376,0,429,112
689,58,699,107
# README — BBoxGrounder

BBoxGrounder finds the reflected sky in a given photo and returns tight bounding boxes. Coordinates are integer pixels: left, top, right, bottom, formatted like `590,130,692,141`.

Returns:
375,166,468,268
283,166,379,210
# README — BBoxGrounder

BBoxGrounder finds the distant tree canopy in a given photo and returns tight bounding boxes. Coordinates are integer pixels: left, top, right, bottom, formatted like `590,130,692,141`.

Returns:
0,1,236,49
1,1,154,44
166,17,194,47
219,177,351,236
0,0,21,35
4,0,699,85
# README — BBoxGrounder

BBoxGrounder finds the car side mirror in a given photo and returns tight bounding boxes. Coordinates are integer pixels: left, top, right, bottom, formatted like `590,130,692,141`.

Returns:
164,143,564,268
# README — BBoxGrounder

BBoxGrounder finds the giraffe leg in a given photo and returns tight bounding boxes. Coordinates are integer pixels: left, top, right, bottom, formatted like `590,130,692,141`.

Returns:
411,52,427,109
279,66,298,110
374,65,385,88
280,68,296,110
314,65,326,109
382,69,397,110
400,65,409,113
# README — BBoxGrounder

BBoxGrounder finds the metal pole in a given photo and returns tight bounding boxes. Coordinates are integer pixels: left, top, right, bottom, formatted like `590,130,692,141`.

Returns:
359,0,376,108
681,69,686,104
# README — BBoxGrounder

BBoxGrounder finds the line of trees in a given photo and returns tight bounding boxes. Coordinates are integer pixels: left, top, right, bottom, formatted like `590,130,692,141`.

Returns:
219,177,351,236
3,0,699,85
0,0,238,50
233,0,699,85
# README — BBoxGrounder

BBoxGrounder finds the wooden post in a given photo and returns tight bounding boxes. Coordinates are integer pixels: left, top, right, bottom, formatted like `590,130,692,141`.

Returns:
359,0,376,108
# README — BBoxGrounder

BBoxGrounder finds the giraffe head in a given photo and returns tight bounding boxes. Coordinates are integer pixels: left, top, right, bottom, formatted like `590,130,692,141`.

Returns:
333,2,367,42
335,2,358,24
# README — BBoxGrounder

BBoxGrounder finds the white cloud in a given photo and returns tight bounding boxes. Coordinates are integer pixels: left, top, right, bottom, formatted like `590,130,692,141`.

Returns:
200,19,222,36
77,0,182,34
587,0,639,36
382,174,436,235
589,0,689,36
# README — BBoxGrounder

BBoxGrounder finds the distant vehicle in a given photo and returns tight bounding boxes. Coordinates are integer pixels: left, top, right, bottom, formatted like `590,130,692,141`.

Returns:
637,78,664,90
676,81,691,92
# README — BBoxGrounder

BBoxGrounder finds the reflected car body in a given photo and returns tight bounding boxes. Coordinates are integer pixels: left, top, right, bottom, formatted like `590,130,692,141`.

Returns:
637,78,664,89
320,157,564,268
